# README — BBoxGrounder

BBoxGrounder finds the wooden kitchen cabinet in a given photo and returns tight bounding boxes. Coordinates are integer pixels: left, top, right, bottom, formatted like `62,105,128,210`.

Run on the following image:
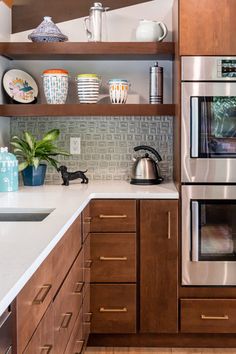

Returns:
179,0,236,55
140,200,178,333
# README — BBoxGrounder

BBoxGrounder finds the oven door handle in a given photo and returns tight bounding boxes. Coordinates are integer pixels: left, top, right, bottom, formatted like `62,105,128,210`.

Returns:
192,201,199,262
191,97,199,158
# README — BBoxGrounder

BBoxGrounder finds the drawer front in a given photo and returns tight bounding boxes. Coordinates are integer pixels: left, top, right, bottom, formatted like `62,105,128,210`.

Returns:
52,214,82,295
181,299,236,333
17,255,53,354
83,234,91,287
54,250,84,353
23,304,54,354
91,233,136,282
83,285,91,346
90,200,136,232
0,308,12,354
82,204,91,244
64,309,84,354
91,284,136,333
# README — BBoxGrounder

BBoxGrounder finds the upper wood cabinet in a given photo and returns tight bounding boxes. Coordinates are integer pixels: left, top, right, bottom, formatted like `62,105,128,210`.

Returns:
140,200,178,333
179,0,236,55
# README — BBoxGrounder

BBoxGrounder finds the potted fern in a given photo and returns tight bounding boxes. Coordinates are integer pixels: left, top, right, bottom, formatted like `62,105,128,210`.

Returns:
11,129,70,186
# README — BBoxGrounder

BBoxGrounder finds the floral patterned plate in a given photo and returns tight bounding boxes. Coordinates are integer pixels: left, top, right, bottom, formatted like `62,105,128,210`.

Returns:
3,69,38,103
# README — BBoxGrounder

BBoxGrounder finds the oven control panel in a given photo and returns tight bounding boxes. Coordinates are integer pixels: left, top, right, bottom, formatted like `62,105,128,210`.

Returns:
218,59,236,78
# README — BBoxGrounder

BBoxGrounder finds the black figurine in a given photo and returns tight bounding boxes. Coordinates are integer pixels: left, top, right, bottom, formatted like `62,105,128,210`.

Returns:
57,165,89,186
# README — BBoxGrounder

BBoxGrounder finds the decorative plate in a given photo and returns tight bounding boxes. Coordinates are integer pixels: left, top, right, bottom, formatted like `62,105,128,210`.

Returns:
3,69,38,103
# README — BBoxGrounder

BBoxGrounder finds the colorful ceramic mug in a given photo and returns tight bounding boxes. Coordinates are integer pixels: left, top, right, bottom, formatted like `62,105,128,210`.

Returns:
43,69,69,104
76,74,101,104
108,79,130,104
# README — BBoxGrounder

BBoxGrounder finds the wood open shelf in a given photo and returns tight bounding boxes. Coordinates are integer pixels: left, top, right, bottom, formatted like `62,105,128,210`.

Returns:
0,104,176,117
0,42,175,60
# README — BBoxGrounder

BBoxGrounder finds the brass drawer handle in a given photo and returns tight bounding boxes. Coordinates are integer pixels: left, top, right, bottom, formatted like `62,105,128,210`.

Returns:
60,312,73,329
84,259,93,268
100,307,127,313
33,284,52,305
99,256,128,261
167,211,171,239
40,345,53,354
201,314,229,320
75,340,85,354
74,282,84,294
84,312,92,323
99,214,127,219
83,216,92,224
5,346,12,354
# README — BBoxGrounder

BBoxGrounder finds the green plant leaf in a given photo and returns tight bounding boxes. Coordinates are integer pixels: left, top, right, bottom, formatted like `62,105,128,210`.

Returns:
44,156,59,170
32,157,40,169
24,131,35,150
42,129,60,143
18,161,28,172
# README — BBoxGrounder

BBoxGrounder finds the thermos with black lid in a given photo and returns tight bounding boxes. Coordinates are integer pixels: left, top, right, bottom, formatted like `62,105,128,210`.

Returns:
149,62,163,104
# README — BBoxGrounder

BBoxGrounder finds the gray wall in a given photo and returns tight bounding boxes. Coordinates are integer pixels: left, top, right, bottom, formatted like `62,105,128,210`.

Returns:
11,115,173,184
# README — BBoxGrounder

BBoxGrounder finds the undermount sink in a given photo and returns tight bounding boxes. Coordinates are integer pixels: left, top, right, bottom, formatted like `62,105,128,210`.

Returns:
0,208,55,222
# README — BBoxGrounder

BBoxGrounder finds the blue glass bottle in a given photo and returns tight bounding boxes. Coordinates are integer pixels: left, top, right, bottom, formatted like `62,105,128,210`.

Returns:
0,147,18,192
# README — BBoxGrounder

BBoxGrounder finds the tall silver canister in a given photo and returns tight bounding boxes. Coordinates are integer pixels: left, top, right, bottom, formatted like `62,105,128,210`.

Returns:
149,62,163,104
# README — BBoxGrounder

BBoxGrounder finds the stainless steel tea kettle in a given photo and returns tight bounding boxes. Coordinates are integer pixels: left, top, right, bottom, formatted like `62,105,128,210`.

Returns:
130,145,164,185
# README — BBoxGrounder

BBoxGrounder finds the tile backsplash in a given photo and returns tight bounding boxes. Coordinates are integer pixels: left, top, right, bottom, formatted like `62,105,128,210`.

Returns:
10,116,173,184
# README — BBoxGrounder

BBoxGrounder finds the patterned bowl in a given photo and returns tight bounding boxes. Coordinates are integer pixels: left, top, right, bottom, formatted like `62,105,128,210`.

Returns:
43,69,69,104
108,79,130,104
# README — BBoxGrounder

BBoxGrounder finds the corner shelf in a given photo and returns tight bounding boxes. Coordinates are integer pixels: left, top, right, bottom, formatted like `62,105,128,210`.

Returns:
0,104,176,117
0,42,175,60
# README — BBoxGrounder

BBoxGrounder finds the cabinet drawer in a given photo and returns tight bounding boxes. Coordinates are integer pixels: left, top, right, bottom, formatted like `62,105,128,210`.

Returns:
91,284,136,333
17,255,53,354
91,233,136,282
181,299,236,333
90,200,136,232
0,307,12,354
64,309,84,354
82,204,91,243
23,304,54,354
83,285,91,345
54,250,84,353
83,233,91,287
52,214,82,295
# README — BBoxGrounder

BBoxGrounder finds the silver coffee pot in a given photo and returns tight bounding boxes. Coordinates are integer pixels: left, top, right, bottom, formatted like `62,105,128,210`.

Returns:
84,2,109,42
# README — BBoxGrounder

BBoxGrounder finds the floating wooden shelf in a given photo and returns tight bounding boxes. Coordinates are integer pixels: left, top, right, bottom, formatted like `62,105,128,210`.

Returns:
0,104,176,117
0,42,175,60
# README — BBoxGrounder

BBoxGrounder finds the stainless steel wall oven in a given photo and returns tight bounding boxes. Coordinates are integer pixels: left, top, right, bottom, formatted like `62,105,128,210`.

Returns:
182,56,236,183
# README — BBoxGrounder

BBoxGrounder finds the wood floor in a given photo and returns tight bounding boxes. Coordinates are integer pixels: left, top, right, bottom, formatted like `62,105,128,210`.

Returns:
86,348,236,354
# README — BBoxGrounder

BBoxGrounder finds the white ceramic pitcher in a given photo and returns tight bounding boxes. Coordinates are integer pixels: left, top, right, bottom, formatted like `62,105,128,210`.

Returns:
136,20,168,42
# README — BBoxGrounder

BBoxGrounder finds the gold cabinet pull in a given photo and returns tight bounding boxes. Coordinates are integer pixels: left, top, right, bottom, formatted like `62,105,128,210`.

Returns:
83,216,92,224
74,281,84,294
167,211,171,239
75,340,85,354
99,256,127,261
201,314,229,320
84,312,92,323
33,284,52,305
40,345,53,354
100,307,127,313
60,312,73,329
84,259,93,268
99,214,127,219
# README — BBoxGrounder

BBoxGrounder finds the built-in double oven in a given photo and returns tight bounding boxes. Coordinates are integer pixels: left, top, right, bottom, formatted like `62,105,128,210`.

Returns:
181,57,236,285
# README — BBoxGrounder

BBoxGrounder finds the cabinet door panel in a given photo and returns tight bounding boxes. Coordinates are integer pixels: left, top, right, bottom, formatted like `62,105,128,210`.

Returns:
180,0,236,55
140,200,178,333
23,304,54,354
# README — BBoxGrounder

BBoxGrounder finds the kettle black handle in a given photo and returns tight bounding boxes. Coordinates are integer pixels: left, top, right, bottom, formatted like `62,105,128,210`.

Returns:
134,145,162,162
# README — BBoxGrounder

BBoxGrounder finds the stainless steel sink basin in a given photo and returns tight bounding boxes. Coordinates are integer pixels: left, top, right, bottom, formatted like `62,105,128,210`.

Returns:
0,208,54,222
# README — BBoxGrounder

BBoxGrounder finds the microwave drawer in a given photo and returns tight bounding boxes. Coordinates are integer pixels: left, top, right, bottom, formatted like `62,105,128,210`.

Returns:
181,299,236,333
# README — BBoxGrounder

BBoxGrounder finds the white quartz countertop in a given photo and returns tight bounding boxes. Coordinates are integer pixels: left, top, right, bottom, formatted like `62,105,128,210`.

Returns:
0,181,178,316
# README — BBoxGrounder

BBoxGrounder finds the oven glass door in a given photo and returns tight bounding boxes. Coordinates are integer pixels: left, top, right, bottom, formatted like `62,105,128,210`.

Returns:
191,200,236,262
182,82,236,182
192,96,236,158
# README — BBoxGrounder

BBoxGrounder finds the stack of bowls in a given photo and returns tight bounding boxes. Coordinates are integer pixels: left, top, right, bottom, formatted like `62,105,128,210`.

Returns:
43,69,69,104
76,74,101,104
